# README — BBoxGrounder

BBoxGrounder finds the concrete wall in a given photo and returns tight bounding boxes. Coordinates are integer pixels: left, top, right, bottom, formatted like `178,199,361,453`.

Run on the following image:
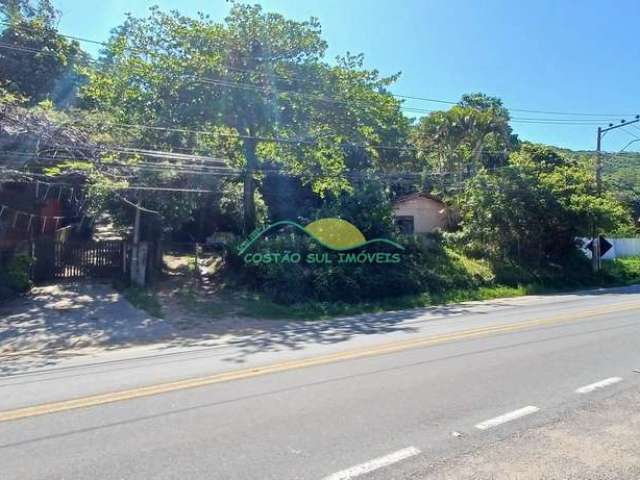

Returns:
609,238,640,258
393,197,448,234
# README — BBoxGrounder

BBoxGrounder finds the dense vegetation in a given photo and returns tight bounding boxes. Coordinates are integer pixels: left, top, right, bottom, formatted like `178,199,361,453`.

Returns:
1,0,638,308
0,253,31,300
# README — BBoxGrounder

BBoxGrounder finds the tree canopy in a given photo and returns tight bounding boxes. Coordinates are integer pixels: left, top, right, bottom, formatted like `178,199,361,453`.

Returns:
410,93,517,198
0,0,86,105
80,4,410,232
457,144,632,267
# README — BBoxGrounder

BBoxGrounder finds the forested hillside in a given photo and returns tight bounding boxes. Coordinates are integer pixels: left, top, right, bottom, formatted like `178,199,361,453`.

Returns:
565,150,640,196
604,152,640,194
565,149,640,221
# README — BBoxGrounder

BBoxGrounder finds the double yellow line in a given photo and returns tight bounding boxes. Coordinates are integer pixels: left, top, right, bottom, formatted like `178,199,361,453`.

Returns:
1,300,639,423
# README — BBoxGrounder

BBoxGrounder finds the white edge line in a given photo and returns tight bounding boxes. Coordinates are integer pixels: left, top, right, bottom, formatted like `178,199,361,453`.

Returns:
322,446,421,480
575,377,623,394
475,406,540,430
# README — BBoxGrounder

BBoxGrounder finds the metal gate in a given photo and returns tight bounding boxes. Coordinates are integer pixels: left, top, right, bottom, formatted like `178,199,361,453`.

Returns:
32,239,124,282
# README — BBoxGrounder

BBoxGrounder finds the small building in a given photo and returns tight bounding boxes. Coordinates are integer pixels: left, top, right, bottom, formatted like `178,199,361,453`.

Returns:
392,193,449,235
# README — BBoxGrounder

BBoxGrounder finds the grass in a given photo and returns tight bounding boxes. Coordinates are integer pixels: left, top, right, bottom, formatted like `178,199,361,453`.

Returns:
235,287,519,320
175,285,231,317
172,257,640,321
232,274,640,320
445,248,496,283
174,283,532,321
122,285,165,318
601,257,640,284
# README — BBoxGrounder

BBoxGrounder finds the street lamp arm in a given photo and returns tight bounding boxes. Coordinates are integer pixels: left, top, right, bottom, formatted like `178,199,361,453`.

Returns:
600,117,640,134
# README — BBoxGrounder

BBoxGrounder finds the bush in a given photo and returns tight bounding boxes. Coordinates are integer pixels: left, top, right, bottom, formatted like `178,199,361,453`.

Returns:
228,235,493,305
0,254,33,299
601,257,640,285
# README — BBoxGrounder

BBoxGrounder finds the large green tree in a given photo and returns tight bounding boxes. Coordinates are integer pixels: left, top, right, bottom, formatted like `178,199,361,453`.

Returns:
81,4,409,233
0,0,85,105
457,144,631,267
411,93,516,197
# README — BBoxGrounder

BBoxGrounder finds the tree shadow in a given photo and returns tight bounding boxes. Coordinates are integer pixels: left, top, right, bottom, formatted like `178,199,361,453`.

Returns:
2,281,638,375
0,281,173,375
152,282,640,365
153,298,522,365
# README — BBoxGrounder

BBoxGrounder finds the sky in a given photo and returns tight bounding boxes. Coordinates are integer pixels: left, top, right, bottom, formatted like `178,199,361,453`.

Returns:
53,0,640,152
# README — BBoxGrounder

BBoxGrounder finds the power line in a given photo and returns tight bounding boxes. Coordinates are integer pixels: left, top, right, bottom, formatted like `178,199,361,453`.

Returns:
400,106,612,124
619,127,640,141
396,94,635,117
1,38,405,116
0,40,631,127
0,142,232,166
1,21,636,120
1,161,482,181
50,143,230,165
0,42,63,57
79,120,517,154
0,122,517,157
0,171,218,193
0,169,442,190
0,153,240,177
0,42,609,123
2,150,510,180
93,70,639,124
122,185,216,193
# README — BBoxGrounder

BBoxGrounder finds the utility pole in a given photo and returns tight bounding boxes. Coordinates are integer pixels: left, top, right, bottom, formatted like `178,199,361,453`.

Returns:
131,199,142,285
117,194,159,286
592,126,602,273
592,115,640,271
133,199,142,245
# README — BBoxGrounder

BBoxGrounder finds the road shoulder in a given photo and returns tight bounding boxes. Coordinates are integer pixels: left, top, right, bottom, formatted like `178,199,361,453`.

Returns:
408,387,640,480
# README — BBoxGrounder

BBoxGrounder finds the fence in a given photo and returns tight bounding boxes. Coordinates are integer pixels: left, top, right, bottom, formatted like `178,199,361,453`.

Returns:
31,239,125,282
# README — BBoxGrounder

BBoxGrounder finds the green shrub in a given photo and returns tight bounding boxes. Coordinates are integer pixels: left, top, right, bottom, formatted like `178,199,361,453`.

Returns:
602,257,640,284
0,254,33,298
228,235,494,305
122,286,164,318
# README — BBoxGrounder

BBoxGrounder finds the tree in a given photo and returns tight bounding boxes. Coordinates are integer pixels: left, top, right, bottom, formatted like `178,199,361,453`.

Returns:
457,145,631,268
80,4,409,233
411,93,516,197
0,0,86,105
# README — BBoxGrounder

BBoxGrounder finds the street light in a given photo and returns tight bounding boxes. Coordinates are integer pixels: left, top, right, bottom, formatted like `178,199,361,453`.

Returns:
592,115,640,271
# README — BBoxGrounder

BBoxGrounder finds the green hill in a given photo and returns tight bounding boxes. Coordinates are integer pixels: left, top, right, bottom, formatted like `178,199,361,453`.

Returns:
602,152,640,195
552,147,640,196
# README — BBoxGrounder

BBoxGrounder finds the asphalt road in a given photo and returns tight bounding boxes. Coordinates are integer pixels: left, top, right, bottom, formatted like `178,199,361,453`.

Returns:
1,286,639,479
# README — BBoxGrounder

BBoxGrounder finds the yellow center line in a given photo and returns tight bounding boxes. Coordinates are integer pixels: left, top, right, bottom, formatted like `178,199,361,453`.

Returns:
1,301,639,423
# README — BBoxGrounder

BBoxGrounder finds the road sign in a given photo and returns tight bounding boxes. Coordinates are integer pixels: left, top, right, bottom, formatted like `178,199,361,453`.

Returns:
586,236,613,257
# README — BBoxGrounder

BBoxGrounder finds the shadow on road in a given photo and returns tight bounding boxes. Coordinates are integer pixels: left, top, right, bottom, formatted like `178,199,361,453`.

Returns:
2,281,639,375
0,282,172,375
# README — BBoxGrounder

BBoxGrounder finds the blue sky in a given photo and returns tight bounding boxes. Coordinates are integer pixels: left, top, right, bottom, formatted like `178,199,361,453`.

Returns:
54,0,640,152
